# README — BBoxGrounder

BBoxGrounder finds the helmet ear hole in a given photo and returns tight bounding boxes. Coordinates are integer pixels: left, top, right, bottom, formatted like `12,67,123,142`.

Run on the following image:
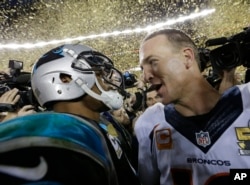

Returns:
59,73,72,83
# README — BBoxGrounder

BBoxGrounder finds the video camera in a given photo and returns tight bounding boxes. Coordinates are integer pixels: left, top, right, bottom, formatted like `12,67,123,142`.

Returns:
200,27,250,70
199,27,250,85
123,71,137,88
0,60,39,112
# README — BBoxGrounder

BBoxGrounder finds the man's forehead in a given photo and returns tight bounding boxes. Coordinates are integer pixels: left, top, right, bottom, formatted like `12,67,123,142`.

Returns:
139,35,165,58
139,45,153,67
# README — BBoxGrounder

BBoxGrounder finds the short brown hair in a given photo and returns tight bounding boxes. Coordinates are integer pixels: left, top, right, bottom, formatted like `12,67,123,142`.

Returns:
142,28,201,70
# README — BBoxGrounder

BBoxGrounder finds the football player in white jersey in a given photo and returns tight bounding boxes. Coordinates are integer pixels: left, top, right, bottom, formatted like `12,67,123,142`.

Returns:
136,28,250,185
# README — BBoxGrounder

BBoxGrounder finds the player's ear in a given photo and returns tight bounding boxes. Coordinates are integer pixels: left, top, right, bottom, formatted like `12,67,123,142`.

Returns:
60,73,72,83
182,47,195,69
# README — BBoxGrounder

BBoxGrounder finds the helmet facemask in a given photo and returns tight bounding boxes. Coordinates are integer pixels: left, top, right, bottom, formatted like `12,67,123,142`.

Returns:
72,50,127,97
71,50,126,110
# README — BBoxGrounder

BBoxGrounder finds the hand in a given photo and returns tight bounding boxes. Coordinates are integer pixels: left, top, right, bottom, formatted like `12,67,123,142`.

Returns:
17,105,37,117
221,68,236,79
0,105,36,122
0,88,20,105
218,68,241,94
135,74,147,90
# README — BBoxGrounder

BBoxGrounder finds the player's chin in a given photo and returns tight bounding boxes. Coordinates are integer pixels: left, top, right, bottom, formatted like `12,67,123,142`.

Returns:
159,92,171,105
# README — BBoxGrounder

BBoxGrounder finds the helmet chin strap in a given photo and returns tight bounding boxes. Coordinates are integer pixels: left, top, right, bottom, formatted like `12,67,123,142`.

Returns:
75,78,123,110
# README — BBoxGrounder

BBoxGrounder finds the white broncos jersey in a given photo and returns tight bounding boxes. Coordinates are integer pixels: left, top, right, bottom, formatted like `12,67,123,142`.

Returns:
134,83,250,185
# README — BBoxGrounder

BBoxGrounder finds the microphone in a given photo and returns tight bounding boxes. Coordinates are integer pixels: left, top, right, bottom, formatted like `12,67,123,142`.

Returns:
205,37,228,47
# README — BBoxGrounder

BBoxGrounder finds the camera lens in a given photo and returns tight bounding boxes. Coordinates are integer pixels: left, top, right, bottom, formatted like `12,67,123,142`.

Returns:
210,43,241,70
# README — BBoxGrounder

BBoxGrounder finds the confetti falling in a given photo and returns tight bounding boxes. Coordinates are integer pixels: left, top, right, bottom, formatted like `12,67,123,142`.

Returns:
0,0,249,78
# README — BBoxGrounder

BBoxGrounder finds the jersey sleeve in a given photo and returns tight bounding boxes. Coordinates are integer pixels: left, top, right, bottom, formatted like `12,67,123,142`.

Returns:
134,103,164,185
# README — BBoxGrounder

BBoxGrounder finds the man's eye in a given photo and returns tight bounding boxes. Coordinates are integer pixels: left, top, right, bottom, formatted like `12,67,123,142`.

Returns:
151,61,158,71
